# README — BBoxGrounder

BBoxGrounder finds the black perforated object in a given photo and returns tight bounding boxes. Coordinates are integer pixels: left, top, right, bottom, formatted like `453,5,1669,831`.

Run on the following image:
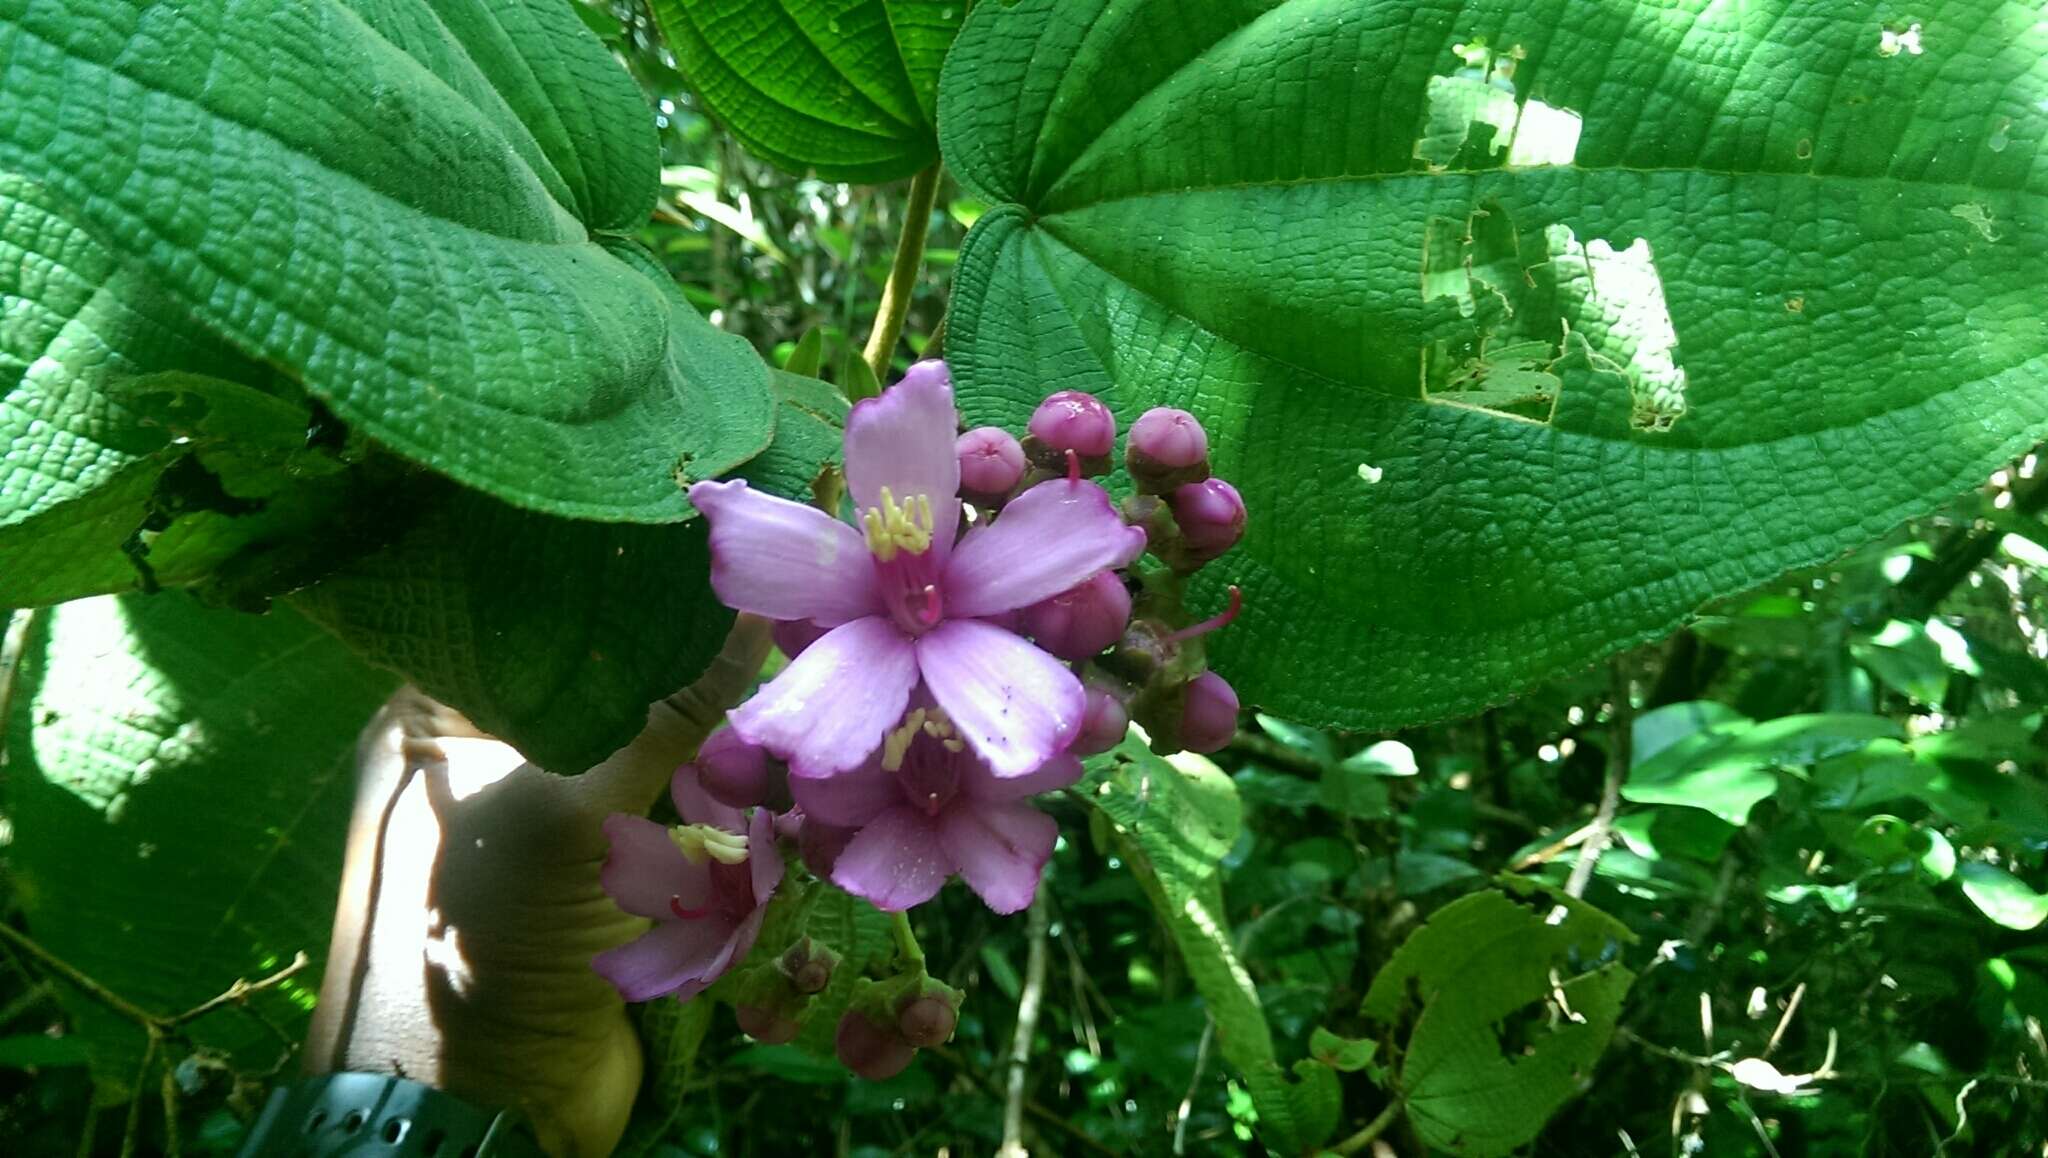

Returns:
237,1073,546,1157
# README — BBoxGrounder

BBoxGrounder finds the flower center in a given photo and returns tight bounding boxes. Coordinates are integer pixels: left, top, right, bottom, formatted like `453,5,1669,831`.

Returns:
861,487,935,562
882,708,966,815
863,486,946,635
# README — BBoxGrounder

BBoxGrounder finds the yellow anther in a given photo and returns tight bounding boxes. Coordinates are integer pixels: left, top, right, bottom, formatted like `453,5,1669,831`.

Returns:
669,823,749,866
861,487,935,562
881,708,928,772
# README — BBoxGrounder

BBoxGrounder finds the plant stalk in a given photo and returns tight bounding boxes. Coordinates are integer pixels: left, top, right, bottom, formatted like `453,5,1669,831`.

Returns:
861,165,942,381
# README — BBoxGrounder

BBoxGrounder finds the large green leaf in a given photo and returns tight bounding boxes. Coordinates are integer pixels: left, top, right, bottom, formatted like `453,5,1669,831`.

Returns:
291,480,734,773
1,594,397,1096
0,175,392,607
651,0,963,182
1624,712,1903,824
1362,879,1636,1156
0,0,774,521
939,0,2048,730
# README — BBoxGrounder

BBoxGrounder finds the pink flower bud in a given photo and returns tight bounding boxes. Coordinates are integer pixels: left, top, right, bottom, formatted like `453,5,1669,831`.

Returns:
1168,479,1246,562
897,995,957,1048
1127,408,1210,491
737,1004,800,1045
956,426,1026,504
773,618,826,659
1072,684,1130,757
1180,672,1239,754
835,1010,916,1080
1020,572,1131,660
697,728,783,810
1029,390,1117,458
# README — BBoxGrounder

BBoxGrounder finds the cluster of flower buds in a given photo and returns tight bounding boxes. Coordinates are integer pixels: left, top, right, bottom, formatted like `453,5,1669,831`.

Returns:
593,361,1248,1077
952,391,1248,758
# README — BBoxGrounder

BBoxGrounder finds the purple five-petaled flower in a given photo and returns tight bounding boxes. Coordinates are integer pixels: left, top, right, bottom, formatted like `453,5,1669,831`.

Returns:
687,363,1147,780
592,767,783,1002
790,696,1083,914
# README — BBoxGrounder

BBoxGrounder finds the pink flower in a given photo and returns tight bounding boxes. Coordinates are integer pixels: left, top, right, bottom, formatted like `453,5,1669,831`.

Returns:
788,700,1083,914
593,767,783,1003
687,363,1147,780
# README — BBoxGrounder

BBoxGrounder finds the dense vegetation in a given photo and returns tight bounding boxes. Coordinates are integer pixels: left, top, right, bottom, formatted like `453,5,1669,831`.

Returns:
2,1,2045,1155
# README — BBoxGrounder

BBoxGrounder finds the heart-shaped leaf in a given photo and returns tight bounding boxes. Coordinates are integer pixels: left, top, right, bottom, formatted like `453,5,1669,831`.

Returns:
939,0,2048,729
652,0,963,182
0,0,774,521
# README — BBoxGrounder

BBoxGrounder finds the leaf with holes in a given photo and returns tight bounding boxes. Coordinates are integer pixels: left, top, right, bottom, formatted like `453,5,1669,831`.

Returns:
0,1,775,522
651,0,963,182
1362,879,1636,1156
1,595,396,1096
939,0,2048,730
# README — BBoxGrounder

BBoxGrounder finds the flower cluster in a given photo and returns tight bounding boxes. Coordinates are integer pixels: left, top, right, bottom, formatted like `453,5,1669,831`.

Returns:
594,362,1248,1050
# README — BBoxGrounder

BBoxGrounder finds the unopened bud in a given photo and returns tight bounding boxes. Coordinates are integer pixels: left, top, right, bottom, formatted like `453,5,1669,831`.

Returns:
1072,684,1131,757
1026,391,1116,473
835,1010,916,1080
1021,572,1132,660
956,427,1026,506
779,938,840,995
1168,479,1246,564
736,1003,800,1045
896,995,957,1048
1126,408,1210,492
697,728,787,810
1180,672,1240,754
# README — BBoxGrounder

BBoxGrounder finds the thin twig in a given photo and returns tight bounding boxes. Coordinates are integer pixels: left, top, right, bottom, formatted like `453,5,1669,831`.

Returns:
1565,662,1632,898
119,1034,159,1158
1763,983,1805,1059
998,892,1051,1158
1172,1019,1214,1156
0,922,160,1027
861,165,941,380
168,952,308,1025
1330,1100,1402,1155
928,1046,1120,1156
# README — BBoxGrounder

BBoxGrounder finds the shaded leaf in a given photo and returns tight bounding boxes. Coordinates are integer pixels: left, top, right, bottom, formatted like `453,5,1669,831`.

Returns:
1,594,397,1096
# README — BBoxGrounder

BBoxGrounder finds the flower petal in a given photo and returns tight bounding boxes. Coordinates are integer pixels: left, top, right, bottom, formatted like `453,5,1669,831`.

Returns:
939,800,1058,915
943,479,1147,618
600,814,709,920
789,756,900,827
917,619,1084,779
687,480,879,626
746,807,785,905
729,617,919,777
963,752,1085,803
843,362,961,557
671,905,768,1003
670,765,745,834
831,806,951,912
591,915,740,1003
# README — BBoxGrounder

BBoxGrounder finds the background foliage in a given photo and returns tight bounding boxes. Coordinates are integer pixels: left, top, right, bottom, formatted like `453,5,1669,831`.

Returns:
2,0,2046,1154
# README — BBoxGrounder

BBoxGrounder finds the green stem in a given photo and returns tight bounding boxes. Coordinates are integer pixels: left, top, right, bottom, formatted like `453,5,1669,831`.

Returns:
1330,1100,1402,1156
890,911,926,973
861,165,942,381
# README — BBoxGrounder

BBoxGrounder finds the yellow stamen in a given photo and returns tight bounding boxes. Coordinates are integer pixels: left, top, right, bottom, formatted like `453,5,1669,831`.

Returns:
861,486,936,562
668,823,750,866
881,708,928,772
